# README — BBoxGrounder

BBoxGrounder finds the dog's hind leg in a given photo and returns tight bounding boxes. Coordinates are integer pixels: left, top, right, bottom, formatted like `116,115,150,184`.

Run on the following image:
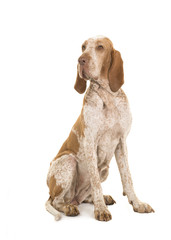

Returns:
46,154,79,219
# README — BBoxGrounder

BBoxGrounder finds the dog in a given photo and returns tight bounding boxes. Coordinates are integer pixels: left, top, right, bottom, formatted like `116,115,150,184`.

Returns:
45,36,154,221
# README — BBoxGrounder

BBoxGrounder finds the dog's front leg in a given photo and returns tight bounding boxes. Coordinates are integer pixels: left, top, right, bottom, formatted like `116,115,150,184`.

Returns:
115,137,154,213
84,135,112,221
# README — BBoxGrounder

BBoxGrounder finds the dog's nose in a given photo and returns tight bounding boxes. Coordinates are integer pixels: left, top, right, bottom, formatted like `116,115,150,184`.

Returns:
78,57,86,65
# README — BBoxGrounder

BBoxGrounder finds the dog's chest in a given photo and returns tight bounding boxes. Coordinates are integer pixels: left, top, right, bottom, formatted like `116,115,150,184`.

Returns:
82,87,132,165
83,88,132,141
95,90,132,166
99,92,131,135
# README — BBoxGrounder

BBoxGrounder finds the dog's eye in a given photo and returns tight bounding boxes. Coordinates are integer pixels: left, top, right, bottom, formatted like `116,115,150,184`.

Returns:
97,45,104,50
82,45,86,51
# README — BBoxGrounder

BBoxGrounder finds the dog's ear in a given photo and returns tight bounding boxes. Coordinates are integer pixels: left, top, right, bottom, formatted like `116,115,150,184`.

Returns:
108,49,124,92
74,69,87,94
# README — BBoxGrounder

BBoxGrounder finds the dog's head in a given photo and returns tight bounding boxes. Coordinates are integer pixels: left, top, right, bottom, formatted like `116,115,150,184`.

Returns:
74,36,124,94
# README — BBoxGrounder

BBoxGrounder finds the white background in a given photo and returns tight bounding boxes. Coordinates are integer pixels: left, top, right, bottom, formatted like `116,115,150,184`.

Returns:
0,0,171,239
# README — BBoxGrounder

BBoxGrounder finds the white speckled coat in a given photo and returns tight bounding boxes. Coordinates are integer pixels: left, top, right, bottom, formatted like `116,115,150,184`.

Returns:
45,36,154,221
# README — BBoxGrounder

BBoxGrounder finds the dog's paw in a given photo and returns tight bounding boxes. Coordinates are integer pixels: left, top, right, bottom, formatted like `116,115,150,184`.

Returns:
94,207,112,221
63,204,80,216
104,195,116,205
130,200,154,213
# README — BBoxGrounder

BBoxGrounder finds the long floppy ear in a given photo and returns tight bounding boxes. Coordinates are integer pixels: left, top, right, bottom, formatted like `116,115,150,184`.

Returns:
74,70,87,94
108,49,124,92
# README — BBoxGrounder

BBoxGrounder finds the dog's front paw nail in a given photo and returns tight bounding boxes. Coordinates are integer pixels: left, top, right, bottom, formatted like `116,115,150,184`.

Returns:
94,208,112,221
132,201,154,213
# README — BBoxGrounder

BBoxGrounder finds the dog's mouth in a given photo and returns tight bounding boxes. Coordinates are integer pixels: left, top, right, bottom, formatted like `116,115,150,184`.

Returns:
78,65,90,80
82,70,89,80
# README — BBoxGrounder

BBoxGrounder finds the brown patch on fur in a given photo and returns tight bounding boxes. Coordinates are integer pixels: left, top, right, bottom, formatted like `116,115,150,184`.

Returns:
55,130,79,159
73,114,85,138
49,176,63,200
53,113,85,161
108,49,124,92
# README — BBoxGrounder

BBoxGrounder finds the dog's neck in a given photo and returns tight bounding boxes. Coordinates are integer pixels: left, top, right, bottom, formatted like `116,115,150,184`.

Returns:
84,78,120,108
89,78,119,97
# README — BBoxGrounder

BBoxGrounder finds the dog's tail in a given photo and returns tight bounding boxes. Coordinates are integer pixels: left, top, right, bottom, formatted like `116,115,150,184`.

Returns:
45,197,61,221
